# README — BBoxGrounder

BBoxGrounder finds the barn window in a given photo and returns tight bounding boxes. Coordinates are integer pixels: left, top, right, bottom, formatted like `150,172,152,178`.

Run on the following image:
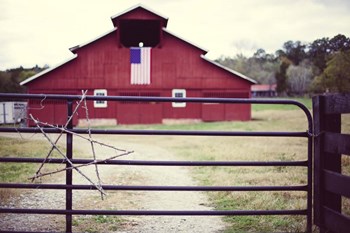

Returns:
172,89,186,108
119,19,160,47
94,89,107,108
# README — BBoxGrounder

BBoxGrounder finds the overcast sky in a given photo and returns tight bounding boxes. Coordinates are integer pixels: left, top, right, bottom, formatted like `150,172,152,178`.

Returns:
1,0,350,70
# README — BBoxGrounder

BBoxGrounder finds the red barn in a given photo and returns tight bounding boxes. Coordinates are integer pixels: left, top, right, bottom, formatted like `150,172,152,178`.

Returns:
21,4,256,126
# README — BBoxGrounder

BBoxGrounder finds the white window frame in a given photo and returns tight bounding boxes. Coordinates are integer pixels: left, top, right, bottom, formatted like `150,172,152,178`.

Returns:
94,89,107,108
172,89,186,108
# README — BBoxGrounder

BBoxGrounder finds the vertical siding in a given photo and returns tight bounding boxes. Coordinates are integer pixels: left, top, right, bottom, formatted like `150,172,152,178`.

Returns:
26,20,253,125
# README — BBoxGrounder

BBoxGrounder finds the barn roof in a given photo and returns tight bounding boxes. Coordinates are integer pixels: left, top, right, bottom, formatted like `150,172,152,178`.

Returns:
251,84,277,91
20,4,256,86
200,55,257,84
162,28,208,54
111,4,169,27
69,28,117,53
20,55,78,86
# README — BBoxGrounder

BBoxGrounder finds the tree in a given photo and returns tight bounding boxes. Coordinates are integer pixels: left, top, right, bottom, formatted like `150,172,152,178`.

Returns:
282,40,307,65
216,51,279,85
329,34,350,52
286,61,313,96
307,34,350,74
311,50,350,93
275,57,292,95
0,66,42,93
215,34,350,95
307,37,330,74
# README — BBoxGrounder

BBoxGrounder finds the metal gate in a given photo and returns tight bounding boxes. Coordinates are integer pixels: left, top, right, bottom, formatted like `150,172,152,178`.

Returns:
0,93,313,232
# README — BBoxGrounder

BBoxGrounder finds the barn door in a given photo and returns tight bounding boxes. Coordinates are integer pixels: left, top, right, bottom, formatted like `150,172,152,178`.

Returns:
117,92,162,124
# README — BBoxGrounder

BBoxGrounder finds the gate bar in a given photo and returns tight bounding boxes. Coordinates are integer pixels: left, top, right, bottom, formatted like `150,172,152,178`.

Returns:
0,127,309,137
0,183,308,191
0,208,307,216
0,93,312,128
0,157,308,166
65,100,73,233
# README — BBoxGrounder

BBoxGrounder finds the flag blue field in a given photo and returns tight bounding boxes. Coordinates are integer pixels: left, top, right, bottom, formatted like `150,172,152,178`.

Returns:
130,47,151,85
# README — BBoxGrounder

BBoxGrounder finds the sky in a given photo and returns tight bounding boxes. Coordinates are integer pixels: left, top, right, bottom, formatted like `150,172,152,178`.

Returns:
1,0,350,70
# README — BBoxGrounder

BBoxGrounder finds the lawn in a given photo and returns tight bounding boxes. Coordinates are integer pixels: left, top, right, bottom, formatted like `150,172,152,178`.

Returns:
251,97,312,111
111,100,311,232
107,97,349,232
0,134,71,200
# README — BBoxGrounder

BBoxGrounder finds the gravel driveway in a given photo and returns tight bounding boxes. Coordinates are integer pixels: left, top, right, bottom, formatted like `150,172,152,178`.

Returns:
0,133,225,232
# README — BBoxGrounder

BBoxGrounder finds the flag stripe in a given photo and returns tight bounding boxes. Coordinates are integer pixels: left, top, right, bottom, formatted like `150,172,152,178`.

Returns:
130,47,151,85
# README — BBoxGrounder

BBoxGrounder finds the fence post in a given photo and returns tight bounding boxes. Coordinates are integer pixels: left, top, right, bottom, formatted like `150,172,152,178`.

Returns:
66,100,73,233
313,95,341,233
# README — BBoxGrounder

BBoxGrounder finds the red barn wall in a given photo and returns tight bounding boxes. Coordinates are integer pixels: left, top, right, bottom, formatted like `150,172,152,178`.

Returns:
25,11,253,126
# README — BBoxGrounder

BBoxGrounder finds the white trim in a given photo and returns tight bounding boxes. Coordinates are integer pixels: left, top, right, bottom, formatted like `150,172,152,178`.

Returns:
200,55,257,84
110,4,169,22
69,28,117,53
172,89,186,108
162,28,208,54
20,55,78,86
94,89,107,108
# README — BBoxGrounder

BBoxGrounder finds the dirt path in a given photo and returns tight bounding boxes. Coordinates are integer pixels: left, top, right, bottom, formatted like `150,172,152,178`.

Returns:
0,133,225,232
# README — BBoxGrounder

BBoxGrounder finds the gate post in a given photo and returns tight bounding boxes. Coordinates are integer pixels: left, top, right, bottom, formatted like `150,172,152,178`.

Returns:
66,100,73,233
313,95,341,233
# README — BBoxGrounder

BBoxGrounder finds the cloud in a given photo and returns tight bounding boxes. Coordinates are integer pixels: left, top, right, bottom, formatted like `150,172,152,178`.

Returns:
0,0,350,69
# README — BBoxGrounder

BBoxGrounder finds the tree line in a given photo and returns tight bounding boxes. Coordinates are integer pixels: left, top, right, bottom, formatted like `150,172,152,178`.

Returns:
216,34,350,96
1,34,349,95
0,65,47,93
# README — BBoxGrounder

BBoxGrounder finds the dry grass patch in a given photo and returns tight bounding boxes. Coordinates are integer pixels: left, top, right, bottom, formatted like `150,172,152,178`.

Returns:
173,137,308,232
109,109,312,232
0,136,66,200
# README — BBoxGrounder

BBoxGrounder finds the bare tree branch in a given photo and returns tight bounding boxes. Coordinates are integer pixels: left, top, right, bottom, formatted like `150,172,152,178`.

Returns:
31,90,88,181
28,150,133,180
34,121,128,153
30,114,106,196
26,90,134,199
83,90,103,199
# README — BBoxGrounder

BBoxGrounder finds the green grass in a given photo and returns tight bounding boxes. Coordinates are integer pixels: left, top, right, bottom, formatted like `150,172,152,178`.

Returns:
72,215,125,232
111,109,310,135
0,137,65,183
101,97,349,232
252,97,312,111
101,102,313,232
167,135,309,232
0,136,66,200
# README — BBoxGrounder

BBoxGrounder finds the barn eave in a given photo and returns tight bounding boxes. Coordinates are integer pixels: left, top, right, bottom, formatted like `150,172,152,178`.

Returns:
69,28,117,54
200,55,257,84
163,28,208,55
20,54,78,86
111,4,169,27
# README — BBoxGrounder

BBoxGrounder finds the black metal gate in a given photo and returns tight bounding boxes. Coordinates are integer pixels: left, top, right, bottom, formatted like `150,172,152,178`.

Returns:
313,93,350,233
0,93,313,232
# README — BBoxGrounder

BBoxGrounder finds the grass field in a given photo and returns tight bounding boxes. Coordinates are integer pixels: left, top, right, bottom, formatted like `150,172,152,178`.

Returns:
113,99,312,232
252,97,312,112
109,97,349,232
0,137,67,200
1,97,349,232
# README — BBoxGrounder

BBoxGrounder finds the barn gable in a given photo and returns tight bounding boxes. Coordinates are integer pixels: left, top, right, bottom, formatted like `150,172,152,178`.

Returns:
21,4,256,125
21,4,255,87
111,4,168,28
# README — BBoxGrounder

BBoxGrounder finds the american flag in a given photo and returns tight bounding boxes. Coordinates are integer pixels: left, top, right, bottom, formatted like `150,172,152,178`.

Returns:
130,47,151,85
